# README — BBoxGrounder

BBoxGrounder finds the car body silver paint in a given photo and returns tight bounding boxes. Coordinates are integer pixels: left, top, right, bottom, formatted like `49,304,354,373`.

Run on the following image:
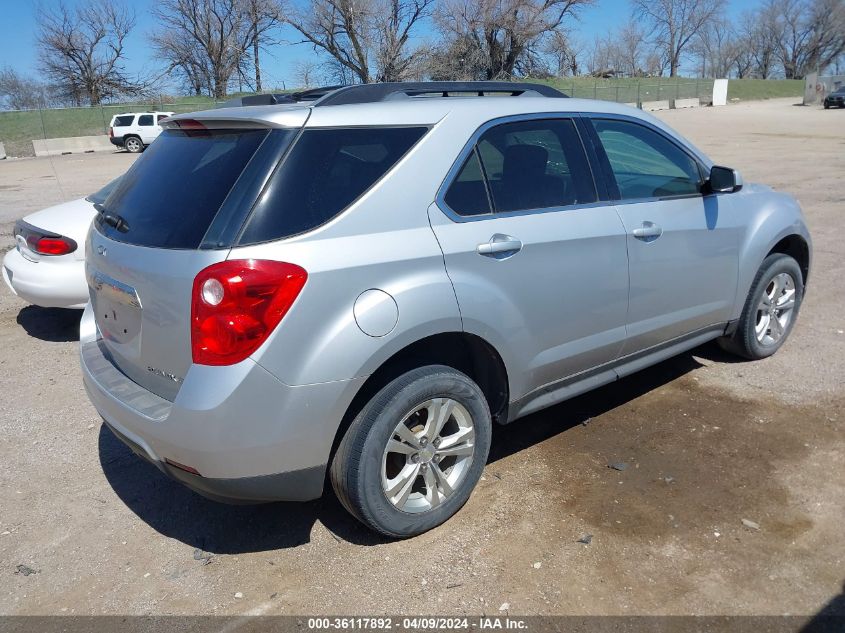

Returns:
85,229,228,401
614,193,744,354
81,93,812,500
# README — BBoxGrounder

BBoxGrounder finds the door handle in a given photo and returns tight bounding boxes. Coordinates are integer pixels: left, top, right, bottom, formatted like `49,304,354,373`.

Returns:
631,222,663,240
476,234,523,258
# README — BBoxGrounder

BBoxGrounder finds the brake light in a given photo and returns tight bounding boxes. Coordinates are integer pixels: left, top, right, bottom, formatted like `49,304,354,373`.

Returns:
191,260,307,366
172,119,206,130
108,127,113,138
26,235,76,255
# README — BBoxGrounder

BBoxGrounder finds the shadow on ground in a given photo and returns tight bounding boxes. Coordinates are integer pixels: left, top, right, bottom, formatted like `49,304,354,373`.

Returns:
99,346,709,553
800,580,845,632
16,306,81,342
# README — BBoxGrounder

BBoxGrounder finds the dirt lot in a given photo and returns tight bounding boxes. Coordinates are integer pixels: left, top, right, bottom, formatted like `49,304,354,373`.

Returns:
0,98,843,618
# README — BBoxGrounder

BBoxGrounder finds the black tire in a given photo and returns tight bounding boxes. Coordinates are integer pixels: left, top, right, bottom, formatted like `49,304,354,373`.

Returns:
330,365,492,538
824,103,829,109
718,253,803,360
124,136,143,153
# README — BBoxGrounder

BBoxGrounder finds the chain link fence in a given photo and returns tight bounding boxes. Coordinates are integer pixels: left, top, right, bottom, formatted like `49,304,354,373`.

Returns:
0,81,716,158
0,99,222,158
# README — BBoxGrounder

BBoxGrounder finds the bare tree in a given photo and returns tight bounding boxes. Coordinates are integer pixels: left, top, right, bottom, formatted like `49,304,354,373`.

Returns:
434,0,593,80
631,0,726,77
618,20,647,76
37,0,144,105
738,8,777,78
763,0,845,78
287,0,434,84
0,67,52,109
425,35,490,80
151,30,211,95
691,17,740,78
154,0,267,98
244,0,284,92
293,59,322,88
545,30,583,76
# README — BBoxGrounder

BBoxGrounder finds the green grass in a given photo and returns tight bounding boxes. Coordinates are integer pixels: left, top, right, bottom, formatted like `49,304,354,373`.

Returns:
0,79,805,158
724,78,803,101
534,76,803,103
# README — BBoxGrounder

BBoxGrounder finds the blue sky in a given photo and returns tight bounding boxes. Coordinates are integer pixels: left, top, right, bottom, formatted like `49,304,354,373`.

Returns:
0,0,760,93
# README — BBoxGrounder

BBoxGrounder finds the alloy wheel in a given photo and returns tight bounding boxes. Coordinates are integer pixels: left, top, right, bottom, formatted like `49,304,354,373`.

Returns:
755,272,796,346
381,398,475,513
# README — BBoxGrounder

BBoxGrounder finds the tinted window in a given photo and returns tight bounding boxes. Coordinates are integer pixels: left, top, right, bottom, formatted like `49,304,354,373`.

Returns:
238,126,427,244
474,119,596,213
113,115,134,127
138,115,154,126
86,176,122,205
444,150,491,216
97,128,269,248
157,114,169,122
593,119,701,199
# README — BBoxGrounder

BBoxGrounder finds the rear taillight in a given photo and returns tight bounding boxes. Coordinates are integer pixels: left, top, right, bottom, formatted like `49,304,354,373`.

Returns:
191,260,307,366
26,235,77,256
108,127,113,138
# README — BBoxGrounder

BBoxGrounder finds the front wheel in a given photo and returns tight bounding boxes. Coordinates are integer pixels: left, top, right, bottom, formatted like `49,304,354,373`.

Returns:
718,253,803,360
330,365,492,538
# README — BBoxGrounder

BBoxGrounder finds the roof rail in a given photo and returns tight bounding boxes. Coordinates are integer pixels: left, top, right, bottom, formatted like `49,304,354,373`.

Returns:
220,82,567,109
220,86,346,108
311,82,568,107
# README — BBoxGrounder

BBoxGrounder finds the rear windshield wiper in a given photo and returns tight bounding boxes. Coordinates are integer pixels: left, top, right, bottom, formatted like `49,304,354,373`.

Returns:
93,202,130,233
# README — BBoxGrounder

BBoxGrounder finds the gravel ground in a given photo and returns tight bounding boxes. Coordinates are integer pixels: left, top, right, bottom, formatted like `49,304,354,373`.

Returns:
0,98,843,618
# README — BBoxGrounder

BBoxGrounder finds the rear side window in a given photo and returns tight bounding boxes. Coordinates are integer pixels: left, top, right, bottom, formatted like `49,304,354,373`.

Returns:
97,129,269,248
444,151,491,216
138,115,154,126
113,115,134,127
444,118,596,216
592,119,702,199
238,126,427,244
477,119,596,213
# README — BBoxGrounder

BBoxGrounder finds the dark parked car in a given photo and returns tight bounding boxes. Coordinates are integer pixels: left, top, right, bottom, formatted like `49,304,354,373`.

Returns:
823,88,845,109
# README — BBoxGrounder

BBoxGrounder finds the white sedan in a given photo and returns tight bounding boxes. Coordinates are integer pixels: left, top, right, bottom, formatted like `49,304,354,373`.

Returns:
2,178,119,309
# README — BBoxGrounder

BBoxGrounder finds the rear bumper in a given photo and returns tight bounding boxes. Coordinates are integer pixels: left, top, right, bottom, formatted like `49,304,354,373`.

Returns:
3,247,88,309
103,419,324,503
109,137,124,147
80,304,366,502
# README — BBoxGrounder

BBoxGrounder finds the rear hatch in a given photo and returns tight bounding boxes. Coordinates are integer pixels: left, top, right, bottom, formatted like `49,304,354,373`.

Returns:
87,118,301,400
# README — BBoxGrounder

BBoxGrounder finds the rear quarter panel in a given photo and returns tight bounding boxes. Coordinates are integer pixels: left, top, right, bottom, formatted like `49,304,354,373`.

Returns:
226,115,471,387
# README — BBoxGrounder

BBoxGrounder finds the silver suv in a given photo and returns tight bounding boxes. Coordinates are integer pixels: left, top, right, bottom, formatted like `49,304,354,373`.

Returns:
81,82,811,537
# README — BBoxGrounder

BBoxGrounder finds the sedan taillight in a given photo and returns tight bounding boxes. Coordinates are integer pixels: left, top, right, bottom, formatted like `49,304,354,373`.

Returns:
25,234,77,256
191,259,307,366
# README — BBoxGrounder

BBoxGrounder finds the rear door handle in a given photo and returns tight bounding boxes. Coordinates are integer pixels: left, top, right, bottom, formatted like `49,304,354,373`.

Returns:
631,222,663,240
477,234,523,258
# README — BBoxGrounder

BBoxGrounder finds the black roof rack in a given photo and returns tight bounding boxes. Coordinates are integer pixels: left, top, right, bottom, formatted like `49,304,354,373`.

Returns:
221,82,567,109
312,82,567,107
220,86,346,108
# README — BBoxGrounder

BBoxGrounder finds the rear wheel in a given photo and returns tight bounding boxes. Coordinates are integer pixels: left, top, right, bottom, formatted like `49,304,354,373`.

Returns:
718,253,803,360
124,136,143,153
330,365,491,538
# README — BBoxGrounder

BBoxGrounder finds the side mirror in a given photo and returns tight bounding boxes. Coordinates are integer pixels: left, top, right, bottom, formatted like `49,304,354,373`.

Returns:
707,165,743,194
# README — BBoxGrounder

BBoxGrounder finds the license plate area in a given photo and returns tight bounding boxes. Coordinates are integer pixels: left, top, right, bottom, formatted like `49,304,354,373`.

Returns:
87,268,142,346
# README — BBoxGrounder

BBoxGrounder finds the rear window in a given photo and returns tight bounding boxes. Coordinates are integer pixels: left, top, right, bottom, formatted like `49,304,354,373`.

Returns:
96,128,270,248
237,126,427,244
113,115,134,127
86,176,122,205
